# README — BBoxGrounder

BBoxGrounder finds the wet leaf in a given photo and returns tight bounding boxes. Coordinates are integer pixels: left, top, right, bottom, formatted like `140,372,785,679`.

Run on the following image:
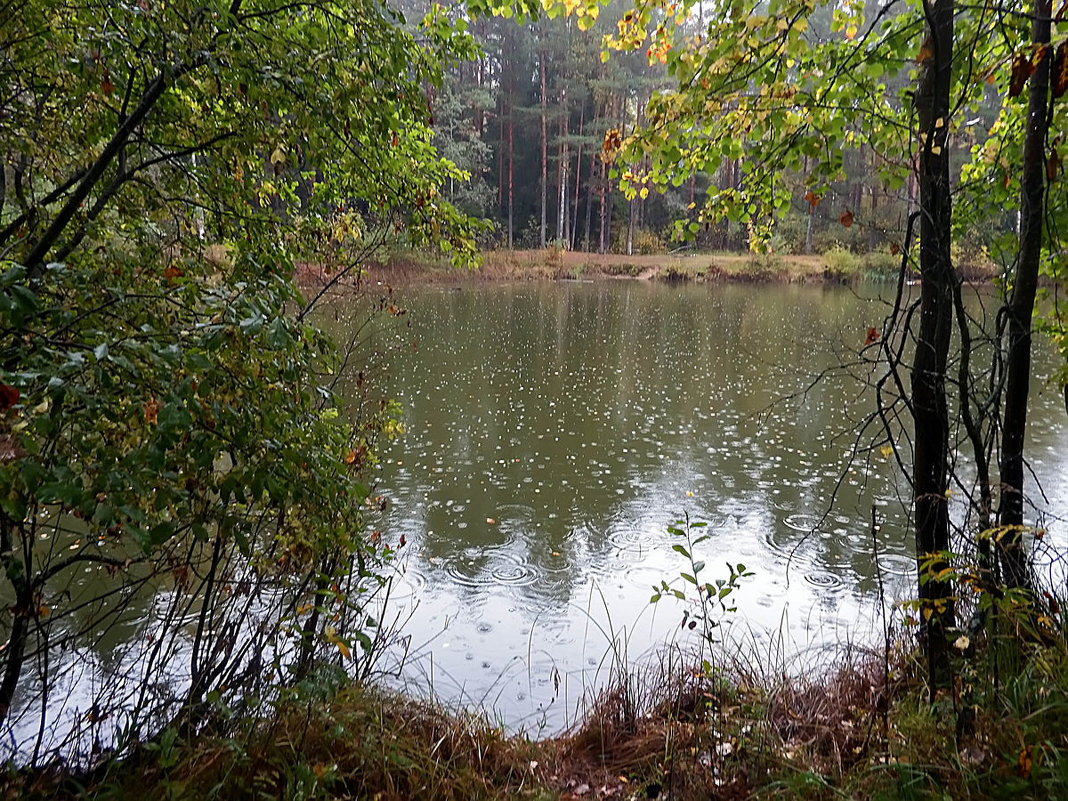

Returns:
1018,745,1033,777
1048,147,1061,181
0,383,18,412
916,36,933,63
1055,42,1068,98
144,398,159,425
1009,54,1035,98
864,326,879,346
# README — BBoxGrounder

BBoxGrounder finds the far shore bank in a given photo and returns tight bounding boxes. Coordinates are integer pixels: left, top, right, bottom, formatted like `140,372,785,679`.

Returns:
297,247,1000,290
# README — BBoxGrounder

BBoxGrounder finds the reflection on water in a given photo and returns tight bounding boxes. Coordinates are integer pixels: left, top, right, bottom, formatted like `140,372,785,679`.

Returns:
326,280,1068,734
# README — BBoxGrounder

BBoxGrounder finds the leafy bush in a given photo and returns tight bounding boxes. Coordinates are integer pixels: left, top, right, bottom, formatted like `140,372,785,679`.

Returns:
822,246,862,281
0,0,480,762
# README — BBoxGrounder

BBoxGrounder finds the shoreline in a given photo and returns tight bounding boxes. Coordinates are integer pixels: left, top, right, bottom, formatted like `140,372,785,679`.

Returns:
298,248,999,289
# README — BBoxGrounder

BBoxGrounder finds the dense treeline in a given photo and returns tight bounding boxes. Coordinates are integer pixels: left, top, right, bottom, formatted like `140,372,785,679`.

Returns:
403,0,1014,262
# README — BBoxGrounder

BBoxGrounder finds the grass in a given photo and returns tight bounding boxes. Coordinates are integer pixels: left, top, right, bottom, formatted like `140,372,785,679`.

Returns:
357,248,853,286
296,246,1003,289
9,627,1068,800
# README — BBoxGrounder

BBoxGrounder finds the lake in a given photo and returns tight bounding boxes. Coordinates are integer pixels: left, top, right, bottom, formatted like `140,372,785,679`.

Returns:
335,279,1068,735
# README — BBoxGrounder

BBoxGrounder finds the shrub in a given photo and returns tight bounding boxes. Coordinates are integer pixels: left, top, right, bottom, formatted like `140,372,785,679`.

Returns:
822,246,861,281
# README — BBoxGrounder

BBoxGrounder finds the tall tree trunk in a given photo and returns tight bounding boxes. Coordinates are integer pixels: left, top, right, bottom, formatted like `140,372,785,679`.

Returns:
508,112,514,249
540,45,548,249
912,0,957,693
805,203,814,255
998,0,1052,588
558,114,568,243
599,156,607,254
585,151,596,251
571,104,584,249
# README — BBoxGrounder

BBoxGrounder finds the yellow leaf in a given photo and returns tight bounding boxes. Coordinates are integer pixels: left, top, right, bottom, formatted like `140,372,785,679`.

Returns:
880,445,893,459
336,640,351,660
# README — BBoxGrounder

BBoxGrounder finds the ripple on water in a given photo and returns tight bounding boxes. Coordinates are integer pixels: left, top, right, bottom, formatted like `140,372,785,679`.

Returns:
442,546,542,589
783,513,823,533
875,553,915,579
803,569,850,594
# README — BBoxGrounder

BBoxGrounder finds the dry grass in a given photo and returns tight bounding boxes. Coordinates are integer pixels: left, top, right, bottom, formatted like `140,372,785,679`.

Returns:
364,249,833,286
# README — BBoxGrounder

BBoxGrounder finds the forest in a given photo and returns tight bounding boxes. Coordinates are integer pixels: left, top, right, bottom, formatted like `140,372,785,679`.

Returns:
2,0,1068,798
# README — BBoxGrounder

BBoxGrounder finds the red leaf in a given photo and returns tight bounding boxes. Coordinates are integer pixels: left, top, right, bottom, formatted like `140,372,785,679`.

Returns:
0,384,18,412
839,209,854,228
1053,42,1068,98
804,190,819,208
864,327,879,346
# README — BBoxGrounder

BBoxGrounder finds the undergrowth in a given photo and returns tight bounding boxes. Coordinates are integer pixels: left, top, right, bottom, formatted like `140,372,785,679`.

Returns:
7,606,1068,800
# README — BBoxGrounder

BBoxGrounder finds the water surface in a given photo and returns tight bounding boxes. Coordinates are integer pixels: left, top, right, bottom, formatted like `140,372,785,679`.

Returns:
337,280,1068,733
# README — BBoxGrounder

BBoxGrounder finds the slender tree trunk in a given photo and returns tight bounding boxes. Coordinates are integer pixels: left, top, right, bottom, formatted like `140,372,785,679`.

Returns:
508,112,514,249
540,45,548,249
571,117,584,249
585,151,595,251
912,0,957,693
558,116,568,243
805,204,814,255
0,520,31,727
627,198,635,256
998,0,1052,588
599,156,607,254
497,102,504,213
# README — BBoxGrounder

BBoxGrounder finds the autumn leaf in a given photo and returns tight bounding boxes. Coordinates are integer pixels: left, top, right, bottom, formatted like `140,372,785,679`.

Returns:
144,398,160,425
864,326,879,346
101,73,115,95
164,264,183,282
880,445,894,460
804,189,819,208
839,209,854,228
890,242,901,256
1009,54,1036,98
1018,745,1033,778
1053,42,1068,98
0,383,18,412
1047,147,1061,181
602,128,623,162
916,36,933,64
344,449,357,464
